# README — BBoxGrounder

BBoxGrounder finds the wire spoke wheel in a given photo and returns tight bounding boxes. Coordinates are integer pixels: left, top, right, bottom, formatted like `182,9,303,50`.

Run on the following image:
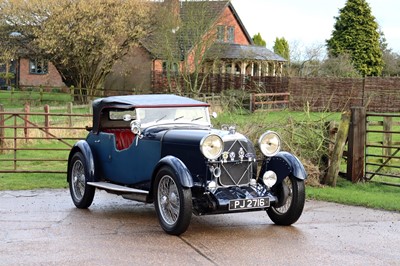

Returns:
158,175,180,225
68,152,95,209
71,160,86,202
274,177,293,214
267,175,305,226
154,166,192,235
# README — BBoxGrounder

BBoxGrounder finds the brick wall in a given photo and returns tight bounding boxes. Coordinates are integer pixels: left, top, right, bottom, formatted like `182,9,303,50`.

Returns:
18,58,65,89
216,5,251,45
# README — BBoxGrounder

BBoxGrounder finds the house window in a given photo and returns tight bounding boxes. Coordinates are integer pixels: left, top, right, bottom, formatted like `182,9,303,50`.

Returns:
227,26,235,43
29,58,48,74
162,61,178,74
217,25,225,42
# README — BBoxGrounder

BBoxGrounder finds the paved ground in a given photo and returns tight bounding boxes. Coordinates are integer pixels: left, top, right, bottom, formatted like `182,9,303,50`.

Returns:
1,189,399,265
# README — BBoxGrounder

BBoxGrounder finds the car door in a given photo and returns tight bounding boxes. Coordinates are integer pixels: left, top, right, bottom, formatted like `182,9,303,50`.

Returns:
88,131,161,185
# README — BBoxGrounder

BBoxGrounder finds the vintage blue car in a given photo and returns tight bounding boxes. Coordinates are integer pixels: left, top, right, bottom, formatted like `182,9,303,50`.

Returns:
67,94,307,235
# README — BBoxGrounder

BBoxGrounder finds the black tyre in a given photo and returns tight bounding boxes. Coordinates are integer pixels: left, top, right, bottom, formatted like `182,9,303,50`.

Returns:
68,152,95,209
154,166,192,235
267,175,305,225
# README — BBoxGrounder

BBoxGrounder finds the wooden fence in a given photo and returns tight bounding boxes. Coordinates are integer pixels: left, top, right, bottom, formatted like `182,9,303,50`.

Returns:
249,92,290,112
0,103,91,173
289,77,400,112
3,76,400,113
151,71,289,94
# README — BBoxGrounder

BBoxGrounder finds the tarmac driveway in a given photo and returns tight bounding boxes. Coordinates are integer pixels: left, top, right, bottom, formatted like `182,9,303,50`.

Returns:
1,189,399,265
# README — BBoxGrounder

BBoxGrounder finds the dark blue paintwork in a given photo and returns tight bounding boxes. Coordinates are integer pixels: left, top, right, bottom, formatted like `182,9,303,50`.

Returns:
86,131,162,185
67,140,96,182
259,151,307,185
153,156,194,188
161,128,211,183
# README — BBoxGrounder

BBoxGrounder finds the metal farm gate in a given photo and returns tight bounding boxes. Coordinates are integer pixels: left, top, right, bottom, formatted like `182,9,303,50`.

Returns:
364,112,400,186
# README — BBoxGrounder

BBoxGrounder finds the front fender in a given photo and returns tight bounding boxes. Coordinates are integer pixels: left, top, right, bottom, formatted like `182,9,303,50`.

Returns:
259,151,307,184
67,140,96,183
152,155,194,188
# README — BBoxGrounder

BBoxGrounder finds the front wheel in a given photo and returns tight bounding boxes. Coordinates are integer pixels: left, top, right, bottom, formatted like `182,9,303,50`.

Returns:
68,152,95,209
154,166,192,235
267,175,305,225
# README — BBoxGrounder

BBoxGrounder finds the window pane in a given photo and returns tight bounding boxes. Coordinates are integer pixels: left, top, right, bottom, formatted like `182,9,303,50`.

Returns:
29,58,48,74
217,26,225,42
227,27,234,43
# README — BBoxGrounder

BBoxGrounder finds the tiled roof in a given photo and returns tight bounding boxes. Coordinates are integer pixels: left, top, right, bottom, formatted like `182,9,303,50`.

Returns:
180,1,228,23
207,43,287,62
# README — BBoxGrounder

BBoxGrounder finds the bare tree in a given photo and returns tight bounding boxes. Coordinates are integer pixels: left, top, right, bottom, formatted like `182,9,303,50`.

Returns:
148,0,225,95
0,47,16,87
287,41,326,77
319,53,361,78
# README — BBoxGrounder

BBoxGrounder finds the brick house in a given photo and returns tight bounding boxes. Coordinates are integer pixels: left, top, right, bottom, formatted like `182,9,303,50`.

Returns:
105,0,286,93
0,56,65,90
17,57,66,89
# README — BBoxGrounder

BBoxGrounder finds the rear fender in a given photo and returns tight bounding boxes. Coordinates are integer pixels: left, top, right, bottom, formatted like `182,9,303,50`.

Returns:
259,151,307,185
67,140,96,183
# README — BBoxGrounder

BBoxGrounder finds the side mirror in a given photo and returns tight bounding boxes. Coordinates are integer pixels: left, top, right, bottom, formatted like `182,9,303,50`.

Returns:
130,120,142,146
211,112,218,119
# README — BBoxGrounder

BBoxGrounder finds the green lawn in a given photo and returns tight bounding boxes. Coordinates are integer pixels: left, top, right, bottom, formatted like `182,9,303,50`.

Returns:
0,90,73,109
307,178,400,211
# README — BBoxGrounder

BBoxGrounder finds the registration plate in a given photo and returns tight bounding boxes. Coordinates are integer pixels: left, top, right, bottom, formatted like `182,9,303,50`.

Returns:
229,197,270,211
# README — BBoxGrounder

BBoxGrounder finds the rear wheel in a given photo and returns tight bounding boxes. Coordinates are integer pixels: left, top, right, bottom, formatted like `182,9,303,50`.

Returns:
267,175,305,225
154,166,192,235
68,152,95,209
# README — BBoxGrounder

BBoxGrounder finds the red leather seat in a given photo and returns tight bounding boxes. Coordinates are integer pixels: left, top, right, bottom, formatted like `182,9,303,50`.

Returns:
103,129,135,150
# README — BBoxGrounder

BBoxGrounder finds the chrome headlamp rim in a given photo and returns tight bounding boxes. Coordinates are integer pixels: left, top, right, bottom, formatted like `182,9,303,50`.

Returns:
258,131,281,157
200,134,224,160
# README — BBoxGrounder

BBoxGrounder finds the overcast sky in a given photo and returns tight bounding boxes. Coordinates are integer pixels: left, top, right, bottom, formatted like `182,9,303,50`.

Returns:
231,0,400,54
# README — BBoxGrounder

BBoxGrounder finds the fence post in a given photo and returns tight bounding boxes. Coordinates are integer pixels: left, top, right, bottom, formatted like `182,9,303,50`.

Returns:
383,116,392,165
67,102,73,128
24,103,30,143
13,114,17,170
249,93,254,113
70,86,74,102
323,111,350,186
347,107,366,183
88,101,93,114
39,85,43,103
44,105,50,139
0,104,4,154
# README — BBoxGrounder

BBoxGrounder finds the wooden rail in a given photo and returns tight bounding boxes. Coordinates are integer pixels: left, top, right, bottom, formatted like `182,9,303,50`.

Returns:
249,92,290,112
0,103,91,174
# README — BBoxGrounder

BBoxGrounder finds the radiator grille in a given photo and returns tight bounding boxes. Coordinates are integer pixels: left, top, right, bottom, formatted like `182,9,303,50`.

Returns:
218,139,253,186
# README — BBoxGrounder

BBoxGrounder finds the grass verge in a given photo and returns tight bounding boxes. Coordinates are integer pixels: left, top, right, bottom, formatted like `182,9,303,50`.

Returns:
307,177,400,211
0,173,67,190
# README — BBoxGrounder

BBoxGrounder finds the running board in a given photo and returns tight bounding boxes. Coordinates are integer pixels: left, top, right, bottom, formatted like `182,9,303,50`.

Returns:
87,182,149,195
